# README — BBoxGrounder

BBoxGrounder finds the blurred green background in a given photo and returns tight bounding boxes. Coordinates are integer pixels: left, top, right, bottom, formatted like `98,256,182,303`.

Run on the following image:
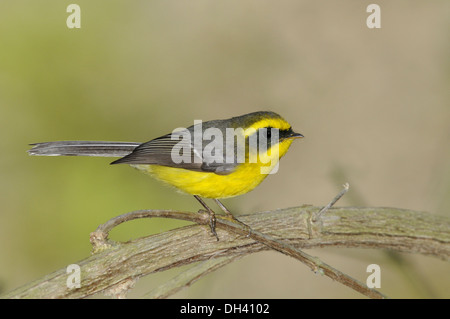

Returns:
0,1,449,298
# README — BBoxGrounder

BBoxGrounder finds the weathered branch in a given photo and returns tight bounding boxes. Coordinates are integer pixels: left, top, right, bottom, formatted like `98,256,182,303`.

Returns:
2,206,449,299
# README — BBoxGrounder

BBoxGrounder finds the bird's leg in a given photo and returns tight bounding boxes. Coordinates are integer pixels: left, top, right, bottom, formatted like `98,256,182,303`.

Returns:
194,195,218,241
213,199,251,236
213,199,236,219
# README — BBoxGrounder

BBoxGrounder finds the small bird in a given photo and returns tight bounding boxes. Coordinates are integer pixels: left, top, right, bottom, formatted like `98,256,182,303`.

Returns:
28,111,303,239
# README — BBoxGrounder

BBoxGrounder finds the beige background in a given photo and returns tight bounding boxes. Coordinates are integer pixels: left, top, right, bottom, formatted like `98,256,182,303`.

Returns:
0,1,448,298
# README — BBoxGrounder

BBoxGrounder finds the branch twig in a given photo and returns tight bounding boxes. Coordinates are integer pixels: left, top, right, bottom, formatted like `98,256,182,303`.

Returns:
91,184,386,298
313,182,350,222
3,204,448,299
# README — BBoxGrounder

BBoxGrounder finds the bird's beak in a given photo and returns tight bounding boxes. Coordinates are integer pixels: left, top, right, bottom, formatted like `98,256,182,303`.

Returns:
288,132,304,139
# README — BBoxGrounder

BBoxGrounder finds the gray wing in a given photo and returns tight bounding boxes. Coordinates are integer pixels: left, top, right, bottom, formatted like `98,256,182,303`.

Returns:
110,133,197,168
111,128,240,175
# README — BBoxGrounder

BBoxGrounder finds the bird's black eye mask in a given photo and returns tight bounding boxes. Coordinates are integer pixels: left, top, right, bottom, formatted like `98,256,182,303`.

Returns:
249,126,293,139
245,126,294,151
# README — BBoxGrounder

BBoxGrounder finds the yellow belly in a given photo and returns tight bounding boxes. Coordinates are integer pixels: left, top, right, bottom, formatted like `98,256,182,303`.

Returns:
132,162,268,198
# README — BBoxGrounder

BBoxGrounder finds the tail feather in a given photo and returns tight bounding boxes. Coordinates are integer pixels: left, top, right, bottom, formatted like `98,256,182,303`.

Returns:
28,141,140,158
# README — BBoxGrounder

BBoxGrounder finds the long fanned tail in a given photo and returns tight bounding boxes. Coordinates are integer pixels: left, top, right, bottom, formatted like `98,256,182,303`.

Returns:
27,141,140,157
